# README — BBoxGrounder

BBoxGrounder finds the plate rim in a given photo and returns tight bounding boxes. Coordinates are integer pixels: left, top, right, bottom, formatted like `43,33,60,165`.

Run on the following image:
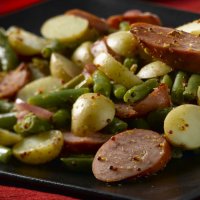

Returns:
0,0,200,199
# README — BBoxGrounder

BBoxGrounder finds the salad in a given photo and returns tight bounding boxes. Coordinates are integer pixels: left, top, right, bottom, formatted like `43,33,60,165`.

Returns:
0,8,200,183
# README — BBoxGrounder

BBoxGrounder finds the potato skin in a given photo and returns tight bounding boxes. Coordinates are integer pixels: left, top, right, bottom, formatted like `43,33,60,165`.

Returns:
177,20,200,36
41,15,89,44
13,130,64,164
106,31,138,57
7,26,48,56
50,53,82,82
62,131,111,155
72,93,115,137
94,52,142,89
164,104,200,149
17,76,62,101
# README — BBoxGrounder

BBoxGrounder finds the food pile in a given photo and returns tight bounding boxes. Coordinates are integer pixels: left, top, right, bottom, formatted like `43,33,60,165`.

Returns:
0,9,200,182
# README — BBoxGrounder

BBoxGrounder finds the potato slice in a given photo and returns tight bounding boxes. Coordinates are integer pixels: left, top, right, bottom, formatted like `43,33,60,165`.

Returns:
177,19,200,36
7,26,48,55
106,31,138,57
17,76,62,101
72,93,115,137
164,104,200,149
13,130,64,164
50,53,82,82
41,15,89,44
94,52,142,88
72,41,94,68
0,128,22,146
137,61,172,79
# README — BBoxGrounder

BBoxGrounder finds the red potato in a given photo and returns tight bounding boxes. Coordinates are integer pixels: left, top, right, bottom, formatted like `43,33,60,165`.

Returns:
131,23,200,73
107,10,161,29
0,63,30,98
62,132,111,155
91,39,108,57
115,84,171,118
92,129,171,182
66,9,109,33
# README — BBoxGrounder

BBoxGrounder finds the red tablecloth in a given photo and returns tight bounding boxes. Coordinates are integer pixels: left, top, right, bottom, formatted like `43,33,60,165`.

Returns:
0,0,200,15
0,0,199,200
0,185,77,200
149,0,200,13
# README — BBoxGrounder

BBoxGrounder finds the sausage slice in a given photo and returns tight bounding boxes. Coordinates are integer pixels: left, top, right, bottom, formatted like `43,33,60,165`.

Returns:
92,129,171,182
132,84,171,116
107,10,161,29
66,9,109,33
115,103,138,118
115,84,171,118
0,63,30,98
131,23,200,73
62,132,111,155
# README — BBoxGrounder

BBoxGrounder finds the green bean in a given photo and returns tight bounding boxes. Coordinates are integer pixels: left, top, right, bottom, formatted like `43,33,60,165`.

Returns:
92,70,112,97
103,117,128,134
171,71,188,105
41,40,66,58
123,78,158,103
28,88,90,108
0,100,13,113
0,29,18,71
123,57,138,70
113,84,127,100
147,107,173,132
183,74,200,101
52,109,71,128
0,112,17,130
160,74,173,90
14,113,52,136
128,118,149,129
62,74,85,89
0,146,12,163
61,154,93,172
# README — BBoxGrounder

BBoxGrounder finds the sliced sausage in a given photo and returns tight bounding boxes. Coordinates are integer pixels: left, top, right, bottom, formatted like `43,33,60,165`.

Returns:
107,10,161,29
132,84,171,116
0,63,30,98
131,23,200,73
115,103,138,119
92,129,171,182
115,84,171,118
15,101,53,120
62,132,111,155
66,9,109,33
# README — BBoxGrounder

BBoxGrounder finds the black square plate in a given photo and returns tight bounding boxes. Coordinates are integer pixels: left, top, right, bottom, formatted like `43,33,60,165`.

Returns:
0,0,200,199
